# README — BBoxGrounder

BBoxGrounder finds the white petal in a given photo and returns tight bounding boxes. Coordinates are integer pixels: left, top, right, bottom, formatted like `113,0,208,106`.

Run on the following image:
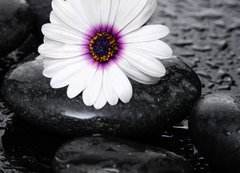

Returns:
67,0,90,26
42,24,87,44
115,0,147,31
50,60,88,88
43,56,84,78
50,11,65,26
103,68,119,105
126,40,173,59
70,0,101,27
108,0,120,26
94,87,107,109
83,67,103,106
117,58,160,85
123,50,166,78
108,62,133,103
49,11,59,24
124,25,170,43
121,0,157,35
67,62,97,99
43,57,65,68
52,0,89,33
50,11,83,33
44,37,62,45
100,0,111,25
38,43,86,59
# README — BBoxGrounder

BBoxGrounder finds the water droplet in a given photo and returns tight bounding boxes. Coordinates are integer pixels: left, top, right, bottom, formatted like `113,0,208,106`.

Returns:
197,71,212,79
236,68,240,75
224,131,231,136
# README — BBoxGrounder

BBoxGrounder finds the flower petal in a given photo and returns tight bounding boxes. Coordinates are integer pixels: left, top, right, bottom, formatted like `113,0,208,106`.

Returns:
121,0,157,35
124,25,170,43
44,37,62,45
50,10,83,35
108,0,120,26
70,0,101,27
67,62,97,99
117,58,160,85
94,87,107,109
43,56,85,78
126,40,173,59
42,24,87,44
52,0,89,33
123,50,166,78
50,11,65,26
108,62,133,103
115,0,147,31
100,0,111,25
103,67,119,105
67,0,90,25
38,43,86,59
83,67,103,106
50,59,88,89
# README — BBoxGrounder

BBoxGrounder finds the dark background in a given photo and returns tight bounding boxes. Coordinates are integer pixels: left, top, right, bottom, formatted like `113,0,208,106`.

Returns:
0,0,240,172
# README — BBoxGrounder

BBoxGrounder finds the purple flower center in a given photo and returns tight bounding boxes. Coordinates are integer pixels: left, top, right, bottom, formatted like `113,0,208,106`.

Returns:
86,25,124,64
89,32,119,63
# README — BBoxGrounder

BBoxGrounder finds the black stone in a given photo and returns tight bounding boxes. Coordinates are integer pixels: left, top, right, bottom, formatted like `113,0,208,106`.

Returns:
2,116,64,173
0,0,33,57
1,55,201,137
53,136,193,173
0,34,41,78
189,93,240,172
27,0,52,36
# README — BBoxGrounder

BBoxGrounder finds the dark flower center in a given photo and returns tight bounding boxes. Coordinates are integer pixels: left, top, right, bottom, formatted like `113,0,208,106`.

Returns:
89,32,119,63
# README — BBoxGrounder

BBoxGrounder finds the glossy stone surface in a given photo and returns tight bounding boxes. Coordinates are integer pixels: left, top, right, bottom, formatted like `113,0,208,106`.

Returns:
27,0,52,35
53,136,193,173
1,55,201,137
0,0,33,56
189,93,240,172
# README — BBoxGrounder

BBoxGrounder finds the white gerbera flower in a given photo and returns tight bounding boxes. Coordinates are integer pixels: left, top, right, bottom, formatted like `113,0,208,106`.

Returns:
38,0,173,109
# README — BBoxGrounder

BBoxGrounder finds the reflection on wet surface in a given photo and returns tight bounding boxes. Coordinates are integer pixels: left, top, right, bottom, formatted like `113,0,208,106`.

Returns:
63,110,97,120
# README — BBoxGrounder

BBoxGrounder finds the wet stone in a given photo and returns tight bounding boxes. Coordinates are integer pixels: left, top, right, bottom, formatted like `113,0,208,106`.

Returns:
189,93,240,172
27,0,52,35
53,136,193,173
0,0,33,57
0,34,41,77
1,55,201,138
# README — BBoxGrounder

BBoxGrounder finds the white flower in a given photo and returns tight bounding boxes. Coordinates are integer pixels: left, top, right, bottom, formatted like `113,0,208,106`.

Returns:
38,0,173,109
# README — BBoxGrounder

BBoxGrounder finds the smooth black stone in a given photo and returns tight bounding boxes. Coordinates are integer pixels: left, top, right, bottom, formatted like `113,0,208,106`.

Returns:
0,0,33,57
53,136,193,173
0,34,41,78
189,93,240,172
2,116,66,173
1,55,201,137
27,0,52,36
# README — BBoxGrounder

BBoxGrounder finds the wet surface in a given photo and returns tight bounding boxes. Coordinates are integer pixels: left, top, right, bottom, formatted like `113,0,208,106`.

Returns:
189,93,240,172
1,57,201,138
53,136,193,173
152,0,240,95
0,0,240,172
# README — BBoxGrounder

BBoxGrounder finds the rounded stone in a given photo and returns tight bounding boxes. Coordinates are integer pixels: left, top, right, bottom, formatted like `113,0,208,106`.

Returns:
1,55,201,137
189,93,240,172
53,136,193,173
0,0,33,56
27,0,52,36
